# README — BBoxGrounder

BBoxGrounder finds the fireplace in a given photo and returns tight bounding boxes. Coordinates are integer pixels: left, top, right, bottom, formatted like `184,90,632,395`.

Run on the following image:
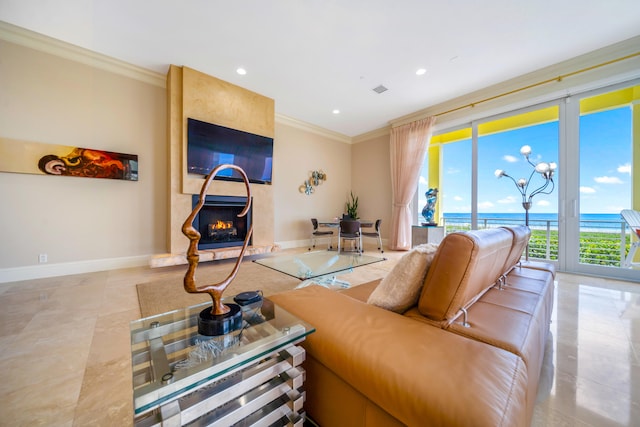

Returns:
192,195,252,250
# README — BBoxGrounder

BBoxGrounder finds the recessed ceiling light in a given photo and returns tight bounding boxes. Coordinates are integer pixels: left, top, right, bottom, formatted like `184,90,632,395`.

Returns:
416,68,427,76
236,67,247,75
332,109,340,114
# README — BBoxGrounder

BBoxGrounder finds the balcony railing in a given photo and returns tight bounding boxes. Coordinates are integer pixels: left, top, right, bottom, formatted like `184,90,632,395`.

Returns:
440,216,632,268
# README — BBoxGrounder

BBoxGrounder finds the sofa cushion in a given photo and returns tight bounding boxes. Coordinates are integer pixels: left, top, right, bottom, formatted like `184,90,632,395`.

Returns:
500,226,531,272
446,269,554,423
418,228,514,324
519,260,556,278
367,243,439,313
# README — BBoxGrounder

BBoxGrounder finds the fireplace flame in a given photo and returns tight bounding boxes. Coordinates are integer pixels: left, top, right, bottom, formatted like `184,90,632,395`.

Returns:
213,220,233,230
207,220,238,239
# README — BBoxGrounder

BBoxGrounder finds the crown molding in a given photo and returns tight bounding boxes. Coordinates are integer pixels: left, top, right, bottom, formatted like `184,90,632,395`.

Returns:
275,113,352,144
0,20,166,88
352,126,390,144
390,35,640,129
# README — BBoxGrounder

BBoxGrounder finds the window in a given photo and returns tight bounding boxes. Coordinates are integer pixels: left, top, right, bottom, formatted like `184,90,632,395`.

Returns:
418,80,639,281
576,88,634,268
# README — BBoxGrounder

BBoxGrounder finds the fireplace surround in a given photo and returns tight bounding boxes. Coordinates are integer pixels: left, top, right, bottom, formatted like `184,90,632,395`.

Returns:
153,65,277,268
192,195,252,250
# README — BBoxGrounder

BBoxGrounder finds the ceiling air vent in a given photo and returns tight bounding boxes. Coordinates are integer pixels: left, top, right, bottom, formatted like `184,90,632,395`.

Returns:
372,85,388,94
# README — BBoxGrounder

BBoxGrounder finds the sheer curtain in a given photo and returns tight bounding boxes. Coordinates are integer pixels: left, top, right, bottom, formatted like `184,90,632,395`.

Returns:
389,116,436,250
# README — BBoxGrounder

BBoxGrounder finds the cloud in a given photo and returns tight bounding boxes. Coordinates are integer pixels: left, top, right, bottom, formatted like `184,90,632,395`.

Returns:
536,200,550,207
419,176,428,185
478,201,494,209
503,155,518,163
580,186,596,194
498,195,517,204
618,163,631,174
446,167,460,174
605,205,626,213
594,176,623,184
453,195,463,201
447,205,472,213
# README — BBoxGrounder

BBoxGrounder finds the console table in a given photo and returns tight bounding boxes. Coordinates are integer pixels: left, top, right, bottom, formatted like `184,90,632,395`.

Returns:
131,295,314,426
411,225,445,247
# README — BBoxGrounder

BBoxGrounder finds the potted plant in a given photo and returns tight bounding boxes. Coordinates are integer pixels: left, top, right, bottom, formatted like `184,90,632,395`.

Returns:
345,191,359,219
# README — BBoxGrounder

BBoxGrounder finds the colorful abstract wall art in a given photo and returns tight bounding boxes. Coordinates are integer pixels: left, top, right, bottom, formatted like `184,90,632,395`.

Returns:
0,138,138,181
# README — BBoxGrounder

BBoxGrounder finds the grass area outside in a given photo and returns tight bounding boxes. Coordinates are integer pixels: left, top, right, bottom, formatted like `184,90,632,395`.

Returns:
443,223,632,267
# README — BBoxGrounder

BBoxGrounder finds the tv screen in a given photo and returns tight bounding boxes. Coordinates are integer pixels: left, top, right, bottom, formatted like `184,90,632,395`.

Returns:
187,118,273,184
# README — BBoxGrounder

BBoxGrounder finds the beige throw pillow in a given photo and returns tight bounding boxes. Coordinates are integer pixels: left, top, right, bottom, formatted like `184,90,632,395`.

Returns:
367,243,439,313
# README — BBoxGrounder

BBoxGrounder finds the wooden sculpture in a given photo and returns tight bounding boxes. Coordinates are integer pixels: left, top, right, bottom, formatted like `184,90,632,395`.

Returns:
182,164,254,319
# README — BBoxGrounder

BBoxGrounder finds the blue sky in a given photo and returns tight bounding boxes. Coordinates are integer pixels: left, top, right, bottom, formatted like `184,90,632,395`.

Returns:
418,106,632,216
578,108,632,214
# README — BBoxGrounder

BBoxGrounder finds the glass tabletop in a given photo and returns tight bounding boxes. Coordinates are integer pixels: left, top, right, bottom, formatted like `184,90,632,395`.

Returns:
130,295,314,415
253,250,386,280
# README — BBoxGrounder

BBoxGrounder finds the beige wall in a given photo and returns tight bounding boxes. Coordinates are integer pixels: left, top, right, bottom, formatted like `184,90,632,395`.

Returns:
350,133,392,241
273,123,354,245
0,40,167,271
271,123,393,247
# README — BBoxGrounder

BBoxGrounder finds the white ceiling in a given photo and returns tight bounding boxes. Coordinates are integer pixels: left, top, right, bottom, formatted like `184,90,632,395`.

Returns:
1,1,639,137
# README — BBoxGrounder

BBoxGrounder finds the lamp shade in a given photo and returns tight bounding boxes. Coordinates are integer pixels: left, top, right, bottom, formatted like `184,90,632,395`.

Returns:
535,162,550,174
520,145,532,156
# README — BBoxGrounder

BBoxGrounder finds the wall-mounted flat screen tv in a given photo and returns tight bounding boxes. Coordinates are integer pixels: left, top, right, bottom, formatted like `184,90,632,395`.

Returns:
187,118,273,184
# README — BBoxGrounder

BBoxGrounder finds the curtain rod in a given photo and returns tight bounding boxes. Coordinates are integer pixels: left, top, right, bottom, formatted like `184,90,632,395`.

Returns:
434,51,640,118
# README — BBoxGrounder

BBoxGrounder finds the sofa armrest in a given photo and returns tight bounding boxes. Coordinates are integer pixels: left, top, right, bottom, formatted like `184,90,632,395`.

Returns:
270,285,529,427
339,279,380,302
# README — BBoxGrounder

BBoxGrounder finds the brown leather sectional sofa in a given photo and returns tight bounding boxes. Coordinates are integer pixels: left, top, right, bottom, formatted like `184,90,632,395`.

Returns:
270,226,555,426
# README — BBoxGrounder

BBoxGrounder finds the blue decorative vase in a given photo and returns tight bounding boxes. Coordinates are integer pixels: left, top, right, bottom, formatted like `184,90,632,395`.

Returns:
421,188,438,225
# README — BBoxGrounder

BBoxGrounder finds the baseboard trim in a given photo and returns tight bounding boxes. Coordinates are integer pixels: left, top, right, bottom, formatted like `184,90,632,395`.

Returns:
276,240,311,250
0,237,391,284
0,255,152,284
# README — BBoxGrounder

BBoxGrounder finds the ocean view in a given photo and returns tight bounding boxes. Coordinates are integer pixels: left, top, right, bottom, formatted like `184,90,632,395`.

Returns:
442,212,626,232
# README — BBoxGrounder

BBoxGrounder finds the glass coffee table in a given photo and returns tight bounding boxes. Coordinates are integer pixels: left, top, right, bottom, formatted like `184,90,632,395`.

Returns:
131,295,314,426
253,251,386,288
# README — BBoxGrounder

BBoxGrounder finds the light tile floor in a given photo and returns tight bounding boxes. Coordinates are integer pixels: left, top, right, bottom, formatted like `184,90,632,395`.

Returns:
532,272,640,426
0,247,638,426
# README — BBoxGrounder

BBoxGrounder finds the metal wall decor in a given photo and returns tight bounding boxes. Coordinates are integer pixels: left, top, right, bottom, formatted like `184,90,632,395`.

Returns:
299,169,327,195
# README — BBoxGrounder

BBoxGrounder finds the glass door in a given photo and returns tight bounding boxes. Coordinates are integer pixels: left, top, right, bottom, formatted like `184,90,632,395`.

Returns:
478,104,560,261
563,82,639,280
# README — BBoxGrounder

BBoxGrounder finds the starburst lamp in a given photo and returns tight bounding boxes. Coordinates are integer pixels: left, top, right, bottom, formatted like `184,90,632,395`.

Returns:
495,145,557,259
